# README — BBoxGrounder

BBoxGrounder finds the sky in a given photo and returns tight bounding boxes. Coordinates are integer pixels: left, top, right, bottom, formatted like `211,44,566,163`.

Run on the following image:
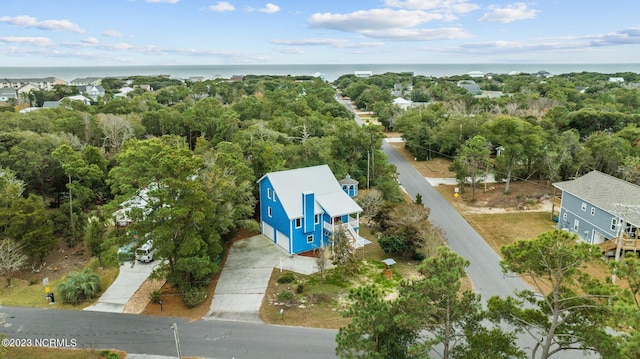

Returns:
1,0,640,66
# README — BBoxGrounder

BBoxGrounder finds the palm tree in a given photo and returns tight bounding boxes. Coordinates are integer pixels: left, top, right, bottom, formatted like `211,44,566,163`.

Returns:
57,269,101,304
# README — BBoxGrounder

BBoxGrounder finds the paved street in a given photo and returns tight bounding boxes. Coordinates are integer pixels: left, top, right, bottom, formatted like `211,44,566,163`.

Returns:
382,141,531,300
0,306,337,359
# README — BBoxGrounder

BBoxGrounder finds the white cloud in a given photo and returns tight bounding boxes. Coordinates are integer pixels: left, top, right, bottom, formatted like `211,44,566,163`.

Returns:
246,3,281,14
277,48,304,54
259,3,280,14
102,30,125,38
478,3,538,23
208,1,235,12
307,8,471,41
64,39,135,51
0,36,54,47
362,27,472,41
146,0,179,3
0,15,84,33
270,38,384,48
432,26,640,58
82,37,100,44
384,0,479,13
309,9,446,32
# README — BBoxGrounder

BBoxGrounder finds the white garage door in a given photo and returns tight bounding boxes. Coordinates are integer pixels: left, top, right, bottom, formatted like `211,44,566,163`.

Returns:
262,221,274,241
276,230,290,254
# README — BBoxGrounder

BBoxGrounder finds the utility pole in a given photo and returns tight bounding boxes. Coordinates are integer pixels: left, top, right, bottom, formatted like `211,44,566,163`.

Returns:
68,174,74,244
367,150,370,189
171,323,182,359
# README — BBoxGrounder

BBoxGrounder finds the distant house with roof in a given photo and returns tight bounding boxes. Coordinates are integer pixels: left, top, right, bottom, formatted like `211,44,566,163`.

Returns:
17,83,40,95
257,165,367,255
609,77,625,83
354,71,373,78
113,186,156,226
393,97,414,110
466,71,484,78
312,72,327,82
533,70,552,78
457,80,482,95
114,86,135,98
553,171,639,253
69,77,103,86
75,85,105,101
42,101,61,109
0,77,66,91
0,88,17,102
62,95,92,105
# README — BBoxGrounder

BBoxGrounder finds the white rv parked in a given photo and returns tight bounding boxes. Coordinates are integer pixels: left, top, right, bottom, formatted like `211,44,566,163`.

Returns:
135,240,155,263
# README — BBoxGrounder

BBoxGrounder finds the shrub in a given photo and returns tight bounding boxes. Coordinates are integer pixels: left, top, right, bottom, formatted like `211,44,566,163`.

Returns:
149,289,161,303
181,287,207,308
100,350,120,359
296,283,304,294
412,252,426,261
277,289,294,301
277,272,295,284
58,269,102,304
378,233,407,255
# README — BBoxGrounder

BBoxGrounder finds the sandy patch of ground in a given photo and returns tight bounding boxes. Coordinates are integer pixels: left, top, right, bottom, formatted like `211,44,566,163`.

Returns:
123,277,165,314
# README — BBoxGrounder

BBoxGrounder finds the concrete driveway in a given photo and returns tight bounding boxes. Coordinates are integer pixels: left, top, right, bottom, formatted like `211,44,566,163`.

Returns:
205,235,321,322
84,260,160,313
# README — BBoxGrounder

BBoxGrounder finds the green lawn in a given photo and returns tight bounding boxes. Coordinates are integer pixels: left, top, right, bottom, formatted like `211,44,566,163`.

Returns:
0,259,119,309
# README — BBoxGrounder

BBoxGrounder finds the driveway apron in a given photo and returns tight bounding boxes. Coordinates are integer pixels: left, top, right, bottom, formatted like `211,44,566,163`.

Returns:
206,235,319,322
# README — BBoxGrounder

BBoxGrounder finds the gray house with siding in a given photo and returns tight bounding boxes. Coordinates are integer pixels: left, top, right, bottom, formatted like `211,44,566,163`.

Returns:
553,171,639,248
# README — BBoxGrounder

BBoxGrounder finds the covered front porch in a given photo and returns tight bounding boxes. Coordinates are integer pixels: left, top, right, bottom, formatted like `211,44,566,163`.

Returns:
323,213,371,249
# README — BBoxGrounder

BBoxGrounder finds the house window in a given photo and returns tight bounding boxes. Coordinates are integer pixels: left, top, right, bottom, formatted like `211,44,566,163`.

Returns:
268,207,272,218
273,191,277,202
590,207,595,216
581,202,587,211
267,188,272,199
573,219,579,231
314,214,319,224
562,212,567,221
611,218,618,231
295,218,302,228
307,234,314,243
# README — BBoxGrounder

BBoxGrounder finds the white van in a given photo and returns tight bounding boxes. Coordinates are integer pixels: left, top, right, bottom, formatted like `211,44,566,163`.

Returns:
135,240,155,263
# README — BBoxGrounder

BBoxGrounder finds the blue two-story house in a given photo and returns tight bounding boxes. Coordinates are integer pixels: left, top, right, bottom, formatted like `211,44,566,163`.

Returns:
257,165,364,255
553,171,639,251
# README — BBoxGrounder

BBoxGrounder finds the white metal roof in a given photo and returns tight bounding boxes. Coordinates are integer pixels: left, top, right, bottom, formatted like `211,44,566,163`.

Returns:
258,165,362,219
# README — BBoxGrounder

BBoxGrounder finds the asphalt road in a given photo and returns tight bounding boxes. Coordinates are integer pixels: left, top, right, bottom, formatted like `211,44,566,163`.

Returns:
1,306,337,358
382,141,531,299
337,90,529,299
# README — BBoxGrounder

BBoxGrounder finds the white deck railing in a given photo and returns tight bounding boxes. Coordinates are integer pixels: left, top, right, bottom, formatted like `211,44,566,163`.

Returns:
323,217,359,233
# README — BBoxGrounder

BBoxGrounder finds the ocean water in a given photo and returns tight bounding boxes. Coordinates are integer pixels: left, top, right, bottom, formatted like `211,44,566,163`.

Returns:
1,63,640,83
